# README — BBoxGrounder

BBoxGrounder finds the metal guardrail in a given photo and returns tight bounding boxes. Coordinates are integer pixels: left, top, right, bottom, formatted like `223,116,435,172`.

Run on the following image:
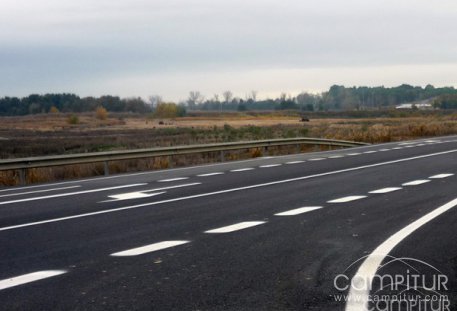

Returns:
0,137,368,185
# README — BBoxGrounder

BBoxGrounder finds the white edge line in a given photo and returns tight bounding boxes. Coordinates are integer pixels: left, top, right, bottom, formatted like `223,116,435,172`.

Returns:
345,198,457,311
0,185,81,198
0,270,67,291
2,149,457,232
111,240,190,257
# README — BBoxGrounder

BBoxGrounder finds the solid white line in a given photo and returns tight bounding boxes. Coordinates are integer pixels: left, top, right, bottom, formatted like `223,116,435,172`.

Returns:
0,270,67,291
111,240,190,257
345,198,457,311
429,173,454,179
205,221,266,233
230,168,254,172
0,184,147,206
275,206,323,216
285,161,305,164
308,158,325,161
259,164,282,168
402,179,430,186
2,149,457,232
327,196,367,203
369,187,402,194
347,153,361,156
157,177,189,182
0,185,81,198
197,172,224,177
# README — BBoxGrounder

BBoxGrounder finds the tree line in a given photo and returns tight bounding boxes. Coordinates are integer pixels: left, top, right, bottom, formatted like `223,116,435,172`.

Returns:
1,84,456,116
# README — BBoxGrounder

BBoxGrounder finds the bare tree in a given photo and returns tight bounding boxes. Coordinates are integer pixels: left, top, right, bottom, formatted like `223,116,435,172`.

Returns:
148,95,163,109
187,91,204,109
249,90,257,102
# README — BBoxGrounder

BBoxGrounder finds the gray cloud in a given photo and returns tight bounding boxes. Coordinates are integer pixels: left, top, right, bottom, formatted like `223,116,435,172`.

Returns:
1,0,456,99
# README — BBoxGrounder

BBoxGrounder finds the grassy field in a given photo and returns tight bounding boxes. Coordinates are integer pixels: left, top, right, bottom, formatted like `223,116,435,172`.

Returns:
1,110,457,185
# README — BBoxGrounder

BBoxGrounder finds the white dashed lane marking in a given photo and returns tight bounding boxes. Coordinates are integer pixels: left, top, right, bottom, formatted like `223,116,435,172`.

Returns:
275,206,323,216
259,164,282,168
285,161,305,164
230,168,255,172
363,151,377,154
308,158,325,161
369,187,402,194
347,153,361,156
429,173,454,179
0,270,67,291
402,180,431,186
111,240,190,257
158,177,189,182
205,221,266,233
378,149,390,152
329,155,344,159
328,196,367,203
197,172,224,177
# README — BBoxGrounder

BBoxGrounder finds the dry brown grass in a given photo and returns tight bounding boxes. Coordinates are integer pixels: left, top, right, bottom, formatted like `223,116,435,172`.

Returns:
1,112,457,186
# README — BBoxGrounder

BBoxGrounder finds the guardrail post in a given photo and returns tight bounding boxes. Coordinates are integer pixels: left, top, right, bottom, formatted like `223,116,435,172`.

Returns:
167,156,173,168
220,150,225,162
296,144,301,154
104,161,109,176
264,146,268,156
19,169,27,186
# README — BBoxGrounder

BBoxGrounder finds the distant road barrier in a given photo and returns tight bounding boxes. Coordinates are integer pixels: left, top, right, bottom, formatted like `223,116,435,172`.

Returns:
0,137,369,185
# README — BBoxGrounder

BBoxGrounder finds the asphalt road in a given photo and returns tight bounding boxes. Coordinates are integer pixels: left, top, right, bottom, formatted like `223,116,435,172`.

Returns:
0,136,456,311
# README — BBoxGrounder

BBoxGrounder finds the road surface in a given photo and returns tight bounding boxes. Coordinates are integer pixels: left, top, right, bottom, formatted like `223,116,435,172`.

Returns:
0,136,456,310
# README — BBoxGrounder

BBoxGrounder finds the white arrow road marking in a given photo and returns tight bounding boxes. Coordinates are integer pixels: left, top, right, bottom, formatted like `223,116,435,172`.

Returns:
345,198,457,311
107,191,165,201
0,184,147,205
0,270,67,291
111,240,190,257
2,149,456,232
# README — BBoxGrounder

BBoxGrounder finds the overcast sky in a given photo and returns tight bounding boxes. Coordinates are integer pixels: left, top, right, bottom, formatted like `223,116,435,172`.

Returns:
1,0,457,101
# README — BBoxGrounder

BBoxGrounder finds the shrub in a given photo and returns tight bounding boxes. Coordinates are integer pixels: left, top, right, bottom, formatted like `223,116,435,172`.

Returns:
95,106,108,120
67,115,79,124
49,106,59,114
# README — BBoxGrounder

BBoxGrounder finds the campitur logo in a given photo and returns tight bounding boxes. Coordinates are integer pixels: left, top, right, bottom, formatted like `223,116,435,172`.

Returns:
332,255,450,311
